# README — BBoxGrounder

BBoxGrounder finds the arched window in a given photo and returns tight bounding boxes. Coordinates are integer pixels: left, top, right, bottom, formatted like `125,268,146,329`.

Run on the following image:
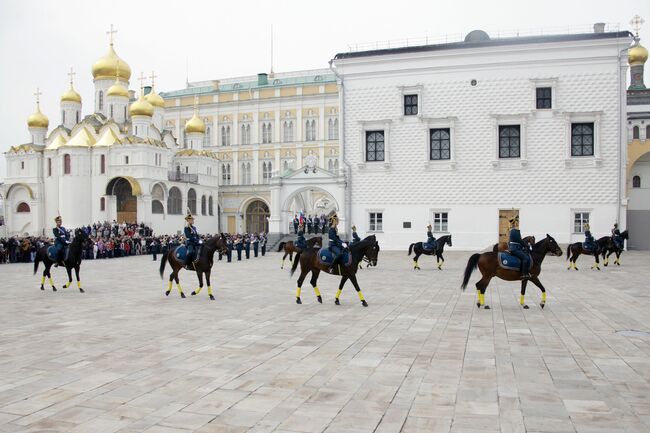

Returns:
76,111,80,123
283,160,289,172
334,159,339,171
110,104,114,118
240,124,250,145
47,158,52,176
208,196,214,216
62,110,65,124
204,126,211,147
283,121,294,142
98,91,104,111
201,195,207,215
633,175,641,188
328,118,339,140
16,202,30,213
633,126,640,139
262,122,272,144
167,187,182,214
152,200,164,214
306,119,316,141
188,188,197,214
221,125,231,146
328,159,333,171
100,154,105,174
262,161,272,183
100,197,106,211
63,154,71,174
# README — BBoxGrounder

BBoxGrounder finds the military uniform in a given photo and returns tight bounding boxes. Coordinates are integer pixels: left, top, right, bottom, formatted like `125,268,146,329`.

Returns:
295,227,307,251
260,234,267,256
235,236,243,261
611,224,623,249
252,234,259,257
351,225,361,245
328,212,346,271
244,235,251,259
507,217,531,278
583,224,595,251
425,225,436,251
183,212,200,268
53,216,70,264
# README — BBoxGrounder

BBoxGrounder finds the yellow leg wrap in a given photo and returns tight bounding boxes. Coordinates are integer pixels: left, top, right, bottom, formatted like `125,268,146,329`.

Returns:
520,295,525,305
313,286,321,297
168,281,173,290
541,292,547,303
336,289,342,299
478,293,485,306
195,286,202,294
177,283,183,294
357,291,365,301
296,287,301,298
77,281,81,289
41,276,45,285
207,286,213,296
49,277,54,286
604,258,608,265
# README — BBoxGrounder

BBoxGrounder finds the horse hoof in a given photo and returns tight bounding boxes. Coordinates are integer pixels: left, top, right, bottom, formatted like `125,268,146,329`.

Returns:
361,300,368,307
40,286,44,291
181,293,186,298
296,297,302,304
191,291,196,296
335,298,340,305
52,287,57,292
484,305,491,309
523,305,529,309
476,302,481,308
540,303,545,309
209,295,215,301
317,296,322,303
165,290,171,297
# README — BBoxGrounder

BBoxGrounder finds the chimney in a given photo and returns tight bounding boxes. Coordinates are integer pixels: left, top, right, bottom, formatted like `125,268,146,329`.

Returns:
593,23,606,33
258,73,268,86
212,80,220,90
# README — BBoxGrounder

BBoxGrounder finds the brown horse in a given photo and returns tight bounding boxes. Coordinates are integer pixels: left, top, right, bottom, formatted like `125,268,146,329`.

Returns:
278,236,322,269
566,237,611,271
461,234,563,309
159,235,229,300
492,235,535,252
289,235,379,307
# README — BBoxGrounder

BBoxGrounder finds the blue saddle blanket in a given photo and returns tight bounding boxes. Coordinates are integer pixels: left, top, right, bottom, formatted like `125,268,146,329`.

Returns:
422,241,436,252
497,252,530,271
583,243,595,253
317,248,352,268
46,246,58,262
174,246,187,261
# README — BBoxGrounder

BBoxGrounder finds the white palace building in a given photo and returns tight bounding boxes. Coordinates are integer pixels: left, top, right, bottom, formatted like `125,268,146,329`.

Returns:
3,21,650,249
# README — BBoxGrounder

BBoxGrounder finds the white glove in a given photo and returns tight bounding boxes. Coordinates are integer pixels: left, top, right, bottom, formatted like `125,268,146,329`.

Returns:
66,240,71,244
342,243,348,249
199,240,203,244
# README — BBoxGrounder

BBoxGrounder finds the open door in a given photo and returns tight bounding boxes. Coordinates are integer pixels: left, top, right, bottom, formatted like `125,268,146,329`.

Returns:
227,216,236,234
499,209,519,243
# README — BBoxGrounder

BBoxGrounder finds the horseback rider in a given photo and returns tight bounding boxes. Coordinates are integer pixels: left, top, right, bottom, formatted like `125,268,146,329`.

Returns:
507,216,531,279
584,223,595,252
183,210,201,269
53,215,70,266
351,225,361,245
328,211,347,273
295,224,307,252
611,223,623,250
425,224,437,251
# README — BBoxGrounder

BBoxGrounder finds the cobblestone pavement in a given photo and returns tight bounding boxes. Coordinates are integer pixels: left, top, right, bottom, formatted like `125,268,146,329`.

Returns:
0,249,649,433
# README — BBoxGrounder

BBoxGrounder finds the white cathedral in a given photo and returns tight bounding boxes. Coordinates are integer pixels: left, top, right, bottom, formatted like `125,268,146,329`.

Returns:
2,35,220,235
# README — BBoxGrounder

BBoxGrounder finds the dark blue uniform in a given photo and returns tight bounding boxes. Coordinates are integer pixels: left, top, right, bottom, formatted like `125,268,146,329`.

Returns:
184,225,199,265
235,238,243,261
425,230,436,250
584,230,595,251
612,228,623,249
244,236,251,259
329,227,344,258
508,228,531,275
53,226,69,262
295,231,307,250
351,230,361,244
252,236,259,257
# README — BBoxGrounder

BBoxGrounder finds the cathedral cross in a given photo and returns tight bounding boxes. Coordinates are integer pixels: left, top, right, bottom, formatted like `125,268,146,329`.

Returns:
34,87,42,105
630,15,644,38
149,71,158,89
138,72,146,90
106,24,117,45
67,67,76,86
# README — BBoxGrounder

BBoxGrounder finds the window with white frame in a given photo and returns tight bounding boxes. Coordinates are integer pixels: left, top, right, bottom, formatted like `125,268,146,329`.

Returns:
221,125,231,146
240,162,251,185
240,124,250,145
221,163,231,185
573,212,590,233
430,128,451,160
283,121,294,142
262,122,273,144
328,118,338,140
433,212,448,232
305,120,316,141
262,161,272,183
571,123,594,157
536,87,552,109
365,131,385,162
404,94,418,116
499,125,521,159
368,212,383,232
204,126,211,147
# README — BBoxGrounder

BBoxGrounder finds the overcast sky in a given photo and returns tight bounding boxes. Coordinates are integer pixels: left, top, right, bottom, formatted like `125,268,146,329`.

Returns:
0,0,646,179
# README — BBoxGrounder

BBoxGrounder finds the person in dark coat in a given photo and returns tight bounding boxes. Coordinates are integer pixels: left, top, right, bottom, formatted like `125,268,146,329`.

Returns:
351,225,361,244
53,215,70,265
183,211,200,269
226,236,233,262
260,233,267,256
235,235,243,261
327,212,347,273
252,233,259,257
507,216,530,279
425,224,436,250
584,223,596,251
295,225,307,252
293,215,299,234
306,216,313,234
244,234,251,259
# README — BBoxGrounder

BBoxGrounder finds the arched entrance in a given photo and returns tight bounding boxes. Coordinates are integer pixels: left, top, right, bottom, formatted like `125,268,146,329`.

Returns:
245,200,269,233
628,151,650,249
106,177,140,223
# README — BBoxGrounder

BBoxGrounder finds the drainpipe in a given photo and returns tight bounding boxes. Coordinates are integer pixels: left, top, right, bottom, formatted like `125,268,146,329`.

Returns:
617,39,629,232
329,59,351,235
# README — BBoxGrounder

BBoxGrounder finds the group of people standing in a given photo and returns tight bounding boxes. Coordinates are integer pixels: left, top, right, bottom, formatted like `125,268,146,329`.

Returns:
292,214,329,235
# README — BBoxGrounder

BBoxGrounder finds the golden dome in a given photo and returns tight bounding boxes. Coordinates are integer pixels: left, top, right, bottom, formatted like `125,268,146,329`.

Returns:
185,112,206,134
27,105,49,128
145,90,165,108
107,80,129,98
92,44,132,81
61,85,82,103
629,42,648,66
129,95,154,117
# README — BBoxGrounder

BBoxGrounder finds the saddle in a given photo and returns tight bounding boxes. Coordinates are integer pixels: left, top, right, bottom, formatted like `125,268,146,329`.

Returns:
497,251,531,272
317,248,352,268
174,246,187,261
582,243,595,253
46,246,59,262
422,241,436,252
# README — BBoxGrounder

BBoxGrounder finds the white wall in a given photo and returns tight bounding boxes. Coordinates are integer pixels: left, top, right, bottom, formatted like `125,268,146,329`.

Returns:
629,160,650,210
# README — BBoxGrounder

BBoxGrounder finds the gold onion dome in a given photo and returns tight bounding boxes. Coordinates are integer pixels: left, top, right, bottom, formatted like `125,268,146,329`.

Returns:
61,85,82,103
629,42,648,66
185,112,206,134
92,44,132,81
144,90,165,108
27,106,49,128
107,80,129,98
129,94,154,117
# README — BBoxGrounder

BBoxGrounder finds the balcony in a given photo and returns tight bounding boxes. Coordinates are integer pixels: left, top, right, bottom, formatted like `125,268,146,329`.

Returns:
168,171,198,184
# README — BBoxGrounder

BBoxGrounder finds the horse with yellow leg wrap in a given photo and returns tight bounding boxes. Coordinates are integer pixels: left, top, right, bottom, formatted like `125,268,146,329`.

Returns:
461,234,562,310
289,235,379,307
159,235,229,300
34,229,90,293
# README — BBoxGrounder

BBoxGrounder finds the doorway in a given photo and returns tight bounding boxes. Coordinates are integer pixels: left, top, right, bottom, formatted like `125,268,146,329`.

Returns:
498,209,519,243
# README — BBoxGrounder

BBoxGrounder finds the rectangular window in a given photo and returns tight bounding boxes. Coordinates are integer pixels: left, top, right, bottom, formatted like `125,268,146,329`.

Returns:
369,212,383,232
21,161,24,170
574,212,590,233
365,130,385,162
100,155,105,174
536,87,552,109
430,128,451,160
433,212,448,232
498,125,520,159
404,94,418,116
571,123,594,157
48,158,52,177
125,156,129,165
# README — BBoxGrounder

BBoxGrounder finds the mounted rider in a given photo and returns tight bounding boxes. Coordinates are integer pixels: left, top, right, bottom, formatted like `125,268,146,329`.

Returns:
425,224,437,251
328,211,347,273
295,224,307,252
53,215,70,266
611,223,623,250
183,210,201,269
507,216,531,279
351,225,361,245
583,223,595,252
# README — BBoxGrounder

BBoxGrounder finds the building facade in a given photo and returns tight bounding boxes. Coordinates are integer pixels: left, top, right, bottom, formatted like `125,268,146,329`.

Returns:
332,28,633,250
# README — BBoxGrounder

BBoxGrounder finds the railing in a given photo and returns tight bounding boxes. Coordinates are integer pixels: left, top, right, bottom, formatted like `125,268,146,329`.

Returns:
167,171,199,184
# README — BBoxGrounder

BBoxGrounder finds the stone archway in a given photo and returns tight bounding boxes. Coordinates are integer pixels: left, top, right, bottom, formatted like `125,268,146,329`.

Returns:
245,200,269,234
106,177,140,223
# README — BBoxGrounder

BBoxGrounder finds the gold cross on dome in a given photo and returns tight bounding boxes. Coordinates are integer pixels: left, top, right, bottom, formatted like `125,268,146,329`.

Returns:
630,15,645,37
34,87,42,105
106,24,117,45
138,72,146,91
149,71,158,89
67,67,76,86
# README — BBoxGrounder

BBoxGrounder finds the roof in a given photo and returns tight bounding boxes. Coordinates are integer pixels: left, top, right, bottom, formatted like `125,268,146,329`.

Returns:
6,143,45,154
333,31,633,60
174,149,219,159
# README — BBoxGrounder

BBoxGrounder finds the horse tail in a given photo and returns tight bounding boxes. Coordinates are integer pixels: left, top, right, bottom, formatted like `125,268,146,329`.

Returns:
408,243,414,256
159,252,167,279
566,245,571,260
33,251,41,275
492,243,498,252
289,251,302,277
277,242,286,252
461,253,481,291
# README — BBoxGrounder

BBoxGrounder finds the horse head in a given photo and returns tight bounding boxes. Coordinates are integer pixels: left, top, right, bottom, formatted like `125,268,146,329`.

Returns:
543,234,563,256
359,235,379,266
621,230,629,240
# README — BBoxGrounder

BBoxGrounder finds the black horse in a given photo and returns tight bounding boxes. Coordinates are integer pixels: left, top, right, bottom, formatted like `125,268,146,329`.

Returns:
408,235,452,270
567,237,612,271
159,235,229,300
290,235,380,306
599,230,629,266
34,230,90,293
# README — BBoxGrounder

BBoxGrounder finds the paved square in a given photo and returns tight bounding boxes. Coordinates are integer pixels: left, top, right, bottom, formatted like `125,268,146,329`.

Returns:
0,250,649,433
